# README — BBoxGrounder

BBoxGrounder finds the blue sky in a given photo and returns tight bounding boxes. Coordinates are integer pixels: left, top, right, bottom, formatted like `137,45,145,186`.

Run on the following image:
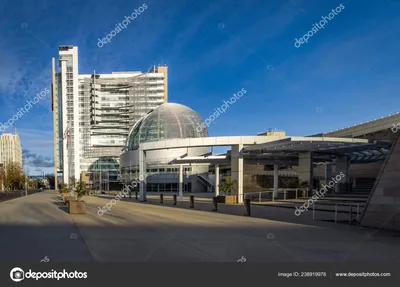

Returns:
0,0,399,175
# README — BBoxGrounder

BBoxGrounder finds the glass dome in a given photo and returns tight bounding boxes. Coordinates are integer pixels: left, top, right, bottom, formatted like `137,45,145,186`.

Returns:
127,103,208,150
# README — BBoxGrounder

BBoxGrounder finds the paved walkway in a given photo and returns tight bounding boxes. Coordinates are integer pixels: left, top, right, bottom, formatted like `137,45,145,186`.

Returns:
1,191,400,262
0,192,92,262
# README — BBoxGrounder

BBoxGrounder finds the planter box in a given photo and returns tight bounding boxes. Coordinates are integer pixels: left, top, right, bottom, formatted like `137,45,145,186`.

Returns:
216,195,237,204
225,195,237,204
216,195,226,203
69,200,86,214
64,195,77,204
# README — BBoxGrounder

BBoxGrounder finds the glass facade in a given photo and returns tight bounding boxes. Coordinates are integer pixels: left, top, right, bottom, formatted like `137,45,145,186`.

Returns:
127,103,208,150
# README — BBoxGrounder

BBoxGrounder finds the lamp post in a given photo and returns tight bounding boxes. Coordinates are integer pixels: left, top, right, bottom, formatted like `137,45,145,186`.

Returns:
23,156,29,196
25,167,29,196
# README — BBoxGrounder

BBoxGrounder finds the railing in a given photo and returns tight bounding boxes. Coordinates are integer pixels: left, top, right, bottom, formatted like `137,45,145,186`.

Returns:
244,188,306,202
197,173,215,192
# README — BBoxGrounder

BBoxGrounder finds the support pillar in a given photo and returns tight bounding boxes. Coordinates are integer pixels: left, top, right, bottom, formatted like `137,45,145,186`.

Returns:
335,155,349,193
298,152,314,196
231,144,244,204
215,164,220,197
179,164,183,202
324,164,332,185
139,149,147,202
273,164,279,198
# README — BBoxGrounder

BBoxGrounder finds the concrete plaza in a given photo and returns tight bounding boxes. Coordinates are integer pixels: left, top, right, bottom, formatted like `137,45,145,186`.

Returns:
0,191,399,262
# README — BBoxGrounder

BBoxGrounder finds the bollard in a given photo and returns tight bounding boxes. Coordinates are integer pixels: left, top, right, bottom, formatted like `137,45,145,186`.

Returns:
296,188,298,199
244,198,251,216
135,191,138,200
212,197,218,212
259,192,261,202
173,194,177,205
356,203,360,222
284,190,287,200
335,204,338,223
349,204,352,223
129,190,131,199
190,196,194,208
272,191,275,202
160,194,163,204
313,203,315,220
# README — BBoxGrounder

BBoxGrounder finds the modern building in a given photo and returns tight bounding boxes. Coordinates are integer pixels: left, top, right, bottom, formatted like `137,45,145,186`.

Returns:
120,103,210,193
119,101,399,206
0,133,23,169
51,45,168,188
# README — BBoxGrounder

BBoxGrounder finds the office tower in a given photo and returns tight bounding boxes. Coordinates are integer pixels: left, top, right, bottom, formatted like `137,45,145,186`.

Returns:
0,133,23,169
52,46,168,187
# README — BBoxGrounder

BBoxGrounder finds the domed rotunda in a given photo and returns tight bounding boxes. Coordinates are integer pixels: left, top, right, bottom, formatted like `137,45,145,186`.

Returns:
120,103,211,193
126,103,208,150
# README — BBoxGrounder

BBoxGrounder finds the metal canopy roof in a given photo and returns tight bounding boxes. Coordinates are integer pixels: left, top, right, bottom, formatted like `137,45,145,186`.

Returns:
243,137,391,164
169,137,391,166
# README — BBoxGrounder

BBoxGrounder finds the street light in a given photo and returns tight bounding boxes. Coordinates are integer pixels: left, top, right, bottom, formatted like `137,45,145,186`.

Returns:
23,156,29,196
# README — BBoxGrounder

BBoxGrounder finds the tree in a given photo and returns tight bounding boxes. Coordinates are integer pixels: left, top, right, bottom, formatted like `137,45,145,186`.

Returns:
75,180,90,200
219,176,238,195
299,180,308,188
28,178,38,189
4,162,24,192
60,183,68,194
0,166,5,192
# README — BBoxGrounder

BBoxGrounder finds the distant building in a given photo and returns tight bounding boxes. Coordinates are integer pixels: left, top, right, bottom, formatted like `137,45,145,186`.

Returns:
257,130,286,137
0,133,22,169
51,45,168,188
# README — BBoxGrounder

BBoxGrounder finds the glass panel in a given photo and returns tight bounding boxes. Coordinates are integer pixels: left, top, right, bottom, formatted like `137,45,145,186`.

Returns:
126,103,208,150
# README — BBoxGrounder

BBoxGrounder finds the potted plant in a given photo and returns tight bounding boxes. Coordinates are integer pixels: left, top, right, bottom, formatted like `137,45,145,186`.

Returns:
299,180,308,197
218,176,238,204
68,180,89,214
60,183,69,200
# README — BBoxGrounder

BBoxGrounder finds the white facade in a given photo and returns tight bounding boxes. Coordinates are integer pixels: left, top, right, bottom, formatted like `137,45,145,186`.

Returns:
52,46,167,185
58,46,80,183
0,133,22,169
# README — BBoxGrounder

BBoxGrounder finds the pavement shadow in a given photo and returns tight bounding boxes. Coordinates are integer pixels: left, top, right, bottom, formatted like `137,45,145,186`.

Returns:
53,200,69,214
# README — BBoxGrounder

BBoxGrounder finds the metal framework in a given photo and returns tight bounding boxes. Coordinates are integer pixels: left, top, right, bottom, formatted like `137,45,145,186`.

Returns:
80,70,164,191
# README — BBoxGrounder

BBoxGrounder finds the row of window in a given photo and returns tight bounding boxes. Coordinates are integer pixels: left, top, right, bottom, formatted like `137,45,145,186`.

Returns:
121,167,192,174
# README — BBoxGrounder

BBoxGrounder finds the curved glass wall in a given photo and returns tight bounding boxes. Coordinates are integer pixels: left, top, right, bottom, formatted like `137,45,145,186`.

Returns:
126,103,208,150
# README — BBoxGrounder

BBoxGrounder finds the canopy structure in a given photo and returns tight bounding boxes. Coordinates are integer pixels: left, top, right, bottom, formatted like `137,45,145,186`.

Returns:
134,136,392,203
170,137,391,166
243,137,391,165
